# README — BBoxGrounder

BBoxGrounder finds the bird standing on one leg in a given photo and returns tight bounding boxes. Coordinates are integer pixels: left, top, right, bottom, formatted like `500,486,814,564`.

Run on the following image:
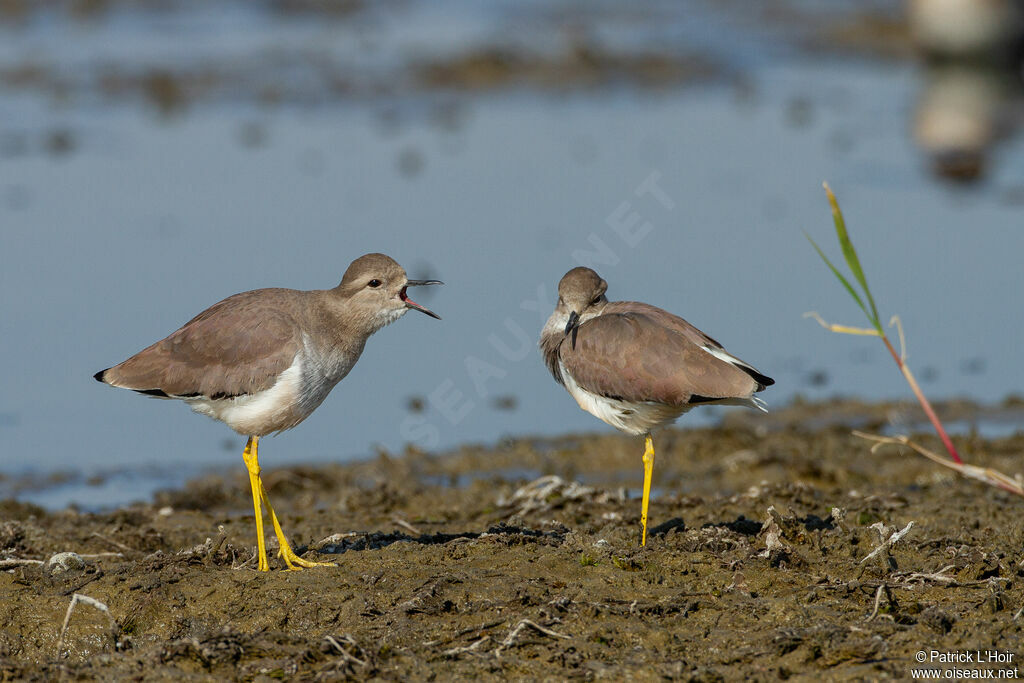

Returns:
95,253,442,570
540,267,773,546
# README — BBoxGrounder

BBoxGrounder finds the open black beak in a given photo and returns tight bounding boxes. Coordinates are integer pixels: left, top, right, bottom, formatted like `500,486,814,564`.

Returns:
565,310,580,349
401,280,443,320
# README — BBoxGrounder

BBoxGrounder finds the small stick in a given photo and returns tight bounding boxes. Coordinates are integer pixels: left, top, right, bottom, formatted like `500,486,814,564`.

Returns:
392,517,421,536
442,636,491,657
56,593,118,659
89,533,133,553
312,532,361,553
901,569,958,585
453,619,506,639
232,550,259,570
325,635,366,667
804,312,880,337
865,584,887,622
855,432,1024,498
316,532,361,545
0,558,44,569
494,619,569,659
860,521,915,564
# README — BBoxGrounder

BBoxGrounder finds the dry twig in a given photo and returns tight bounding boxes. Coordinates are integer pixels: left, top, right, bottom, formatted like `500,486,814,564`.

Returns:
899,565,957,584
392,517,421,535
312,532,361,554
324,634,367,667
232,550,259,570
854,432,1024,498
0,558,44,569
494,619,570,659
89,533,133,553
866,584,889,622
860,521,915,564
442,636,491,658
56,593,119,659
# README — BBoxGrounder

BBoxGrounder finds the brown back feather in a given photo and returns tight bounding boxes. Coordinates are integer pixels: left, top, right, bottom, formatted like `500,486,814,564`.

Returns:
558,305,761,406
101,289,304,398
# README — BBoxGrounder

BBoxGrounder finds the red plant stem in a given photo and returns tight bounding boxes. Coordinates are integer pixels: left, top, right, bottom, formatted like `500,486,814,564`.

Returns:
880,336,963,465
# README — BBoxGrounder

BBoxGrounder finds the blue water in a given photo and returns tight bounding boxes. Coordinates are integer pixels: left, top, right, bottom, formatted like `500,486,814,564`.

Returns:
2,1,1022,508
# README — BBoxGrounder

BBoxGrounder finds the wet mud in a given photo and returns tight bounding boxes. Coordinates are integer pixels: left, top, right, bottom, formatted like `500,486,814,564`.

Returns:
3,403,1023,680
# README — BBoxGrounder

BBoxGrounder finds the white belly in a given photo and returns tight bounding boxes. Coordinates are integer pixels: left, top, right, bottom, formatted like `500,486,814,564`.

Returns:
558,361,689,436
185,360,312,436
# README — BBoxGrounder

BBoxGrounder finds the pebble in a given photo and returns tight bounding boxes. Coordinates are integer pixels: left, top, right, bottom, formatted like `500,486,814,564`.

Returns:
46,551,85,574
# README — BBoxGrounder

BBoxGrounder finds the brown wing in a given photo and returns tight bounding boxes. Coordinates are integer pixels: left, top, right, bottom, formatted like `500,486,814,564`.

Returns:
98,289,303,399
558,310,762,406
603,302,774,388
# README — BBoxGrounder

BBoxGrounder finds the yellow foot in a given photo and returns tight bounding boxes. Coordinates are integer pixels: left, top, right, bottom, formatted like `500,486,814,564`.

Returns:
260,478,336,571
640,434,655,547
272,532,336,571
242,434,335,571
277,544,337,571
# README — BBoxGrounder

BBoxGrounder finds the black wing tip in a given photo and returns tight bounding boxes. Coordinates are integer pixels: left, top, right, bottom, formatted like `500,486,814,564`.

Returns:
138,389,242,400
135,389,212,399
208,391,245,400
94,369,214,399
738,366,774,390
134,388,171,397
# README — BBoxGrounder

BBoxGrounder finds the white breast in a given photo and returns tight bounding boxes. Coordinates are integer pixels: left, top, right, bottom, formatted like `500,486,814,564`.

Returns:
558,360,689,436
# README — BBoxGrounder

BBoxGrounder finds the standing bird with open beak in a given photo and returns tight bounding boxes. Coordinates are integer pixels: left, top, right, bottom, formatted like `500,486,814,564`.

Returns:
95,252,442,570
540,267,773,546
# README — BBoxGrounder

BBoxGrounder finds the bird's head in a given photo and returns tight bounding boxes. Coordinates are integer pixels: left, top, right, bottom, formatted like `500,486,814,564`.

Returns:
556,266,608,337
337,253,442,331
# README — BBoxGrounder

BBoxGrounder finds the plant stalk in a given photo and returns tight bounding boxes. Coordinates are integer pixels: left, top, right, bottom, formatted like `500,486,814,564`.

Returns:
880,336,963,465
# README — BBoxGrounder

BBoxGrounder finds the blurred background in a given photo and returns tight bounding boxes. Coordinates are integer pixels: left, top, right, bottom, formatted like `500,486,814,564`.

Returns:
1,0,1023,508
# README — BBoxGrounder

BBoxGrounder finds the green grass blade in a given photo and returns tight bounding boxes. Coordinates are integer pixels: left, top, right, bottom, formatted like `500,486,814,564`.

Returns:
824,183,882,330
805,232,872,322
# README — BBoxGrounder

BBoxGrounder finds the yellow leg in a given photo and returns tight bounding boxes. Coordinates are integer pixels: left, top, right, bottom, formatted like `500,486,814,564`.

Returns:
255,476,335,570
242,436,270,571
242,435,334,571
640,434,655,547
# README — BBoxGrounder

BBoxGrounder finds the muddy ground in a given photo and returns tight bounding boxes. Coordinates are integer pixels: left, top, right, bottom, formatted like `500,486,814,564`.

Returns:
2,401,1023,681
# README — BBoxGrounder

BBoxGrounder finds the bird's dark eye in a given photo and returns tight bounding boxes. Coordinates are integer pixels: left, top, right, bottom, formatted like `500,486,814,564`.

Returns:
368,279,382,288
